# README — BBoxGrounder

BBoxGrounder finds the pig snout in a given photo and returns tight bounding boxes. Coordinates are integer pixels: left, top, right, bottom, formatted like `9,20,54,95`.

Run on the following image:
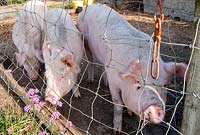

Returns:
144,105,165,124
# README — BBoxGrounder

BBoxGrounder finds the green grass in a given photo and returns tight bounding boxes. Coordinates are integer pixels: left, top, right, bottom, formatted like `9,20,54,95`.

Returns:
0,112,41,135
0,114,40,135
48,3,64,9
48,3,72,9
6,0,27,5
0,94,43,135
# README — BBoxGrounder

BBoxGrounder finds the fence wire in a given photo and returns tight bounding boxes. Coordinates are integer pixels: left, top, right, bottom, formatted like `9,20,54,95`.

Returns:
0,0,198,135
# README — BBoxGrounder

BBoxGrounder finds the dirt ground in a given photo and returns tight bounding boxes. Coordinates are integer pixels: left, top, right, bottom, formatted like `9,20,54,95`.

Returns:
0,6,194,135
0,83,22,115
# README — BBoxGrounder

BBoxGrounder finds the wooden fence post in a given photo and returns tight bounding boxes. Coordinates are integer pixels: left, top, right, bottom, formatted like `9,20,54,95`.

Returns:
181,0,200,135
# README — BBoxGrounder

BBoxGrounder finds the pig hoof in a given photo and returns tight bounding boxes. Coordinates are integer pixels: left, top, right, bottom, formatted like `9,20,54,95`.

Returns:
73,90,81,98
72,87,81,98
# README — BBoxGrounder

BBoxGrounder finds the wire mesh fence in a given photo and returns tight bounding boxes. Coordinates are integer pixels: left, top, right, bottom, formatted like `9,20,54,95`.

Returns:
0,0,198,135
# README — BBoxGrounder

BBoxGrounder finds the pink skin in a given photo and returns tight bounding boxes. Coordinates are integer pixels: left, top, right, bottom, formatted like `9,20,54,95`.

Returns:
12,1,47,81
16,53,39,81
77,5,187,132
144,105,165,124
119,60,186,124
25,62,39,81
43,9,83,105
44,71,78,105
44,49,80,105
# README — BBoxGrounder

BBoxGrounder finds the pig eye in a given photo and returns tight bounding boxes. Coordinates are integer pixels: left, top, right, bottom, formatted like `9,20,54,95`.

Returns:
137,86,141,90
164,84,167,87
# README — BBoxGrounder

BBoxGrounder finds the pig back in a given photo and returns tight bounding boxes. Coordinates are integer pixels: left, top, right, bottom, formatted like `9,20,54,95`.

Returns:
44,9,83,63
78,4,152,69
21,0,46,30
12,0,47,56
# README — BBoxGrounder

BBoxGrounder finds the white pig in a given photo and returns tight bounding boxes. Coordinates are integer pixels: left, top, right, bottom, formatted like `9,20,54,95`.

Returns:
43,9,83,105
77,4,187,133
12,0,47,80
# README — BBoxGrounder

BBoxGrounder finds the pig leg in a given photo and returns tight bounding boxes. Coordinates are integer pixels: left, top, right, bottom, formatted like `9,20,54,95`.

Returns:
87,63,94,83
103,73,108,87
113,99,123,134
87,53,95,83
72,85,81,98
110,85,123,134
84,38,95,83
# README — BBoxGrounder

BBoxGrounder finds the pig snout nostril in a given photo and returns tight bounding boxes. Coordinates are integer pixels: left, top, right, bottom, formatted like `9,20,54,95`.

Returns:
157,111,161,117
146,112,151,120
157,109,164,117
144,109,151,120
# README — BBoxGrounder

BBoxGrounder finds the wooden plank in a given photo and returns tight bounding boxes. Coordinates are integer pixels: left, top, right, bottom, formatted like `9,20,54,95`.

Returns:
0,64,83,135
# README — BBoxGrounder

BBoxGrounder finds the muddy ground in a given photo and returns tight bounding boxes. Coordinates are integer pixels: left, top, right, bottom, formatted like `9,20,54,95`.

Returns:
0,6,194,135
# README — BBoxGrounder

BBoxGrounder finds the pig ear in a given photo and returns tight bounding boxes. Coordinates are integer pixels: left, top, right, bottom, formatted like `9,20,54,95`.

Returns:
61,55,79,72
119,72,137,82
119,60,141,82
164,62,187,78
15,53,26,66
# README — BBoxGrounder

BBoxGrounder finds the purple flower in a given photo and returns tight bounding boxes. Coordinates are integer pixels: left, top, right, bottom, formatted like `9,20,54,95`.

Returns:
5,69,12,74
30,95,40,104
66,120,73,127
7,129,12,134
28,88,40,96
50,95,56,102
34,101,45,111
57,101,63,107
24,105,31,112
38,131,46,135
50,111,60,122
28,88,35,96
34,88,39,93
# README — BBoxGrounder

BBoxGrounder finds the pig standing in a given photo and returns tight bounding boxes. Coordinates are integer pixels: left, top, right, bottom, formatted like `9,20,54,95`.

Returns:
43,9,83,105
12,0,47,80
77,5,187,133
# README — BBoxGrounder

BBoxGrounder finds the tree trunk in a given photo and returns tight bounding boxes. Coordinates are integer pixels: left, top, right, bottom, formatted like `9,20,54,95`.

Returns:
181,0,200,135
